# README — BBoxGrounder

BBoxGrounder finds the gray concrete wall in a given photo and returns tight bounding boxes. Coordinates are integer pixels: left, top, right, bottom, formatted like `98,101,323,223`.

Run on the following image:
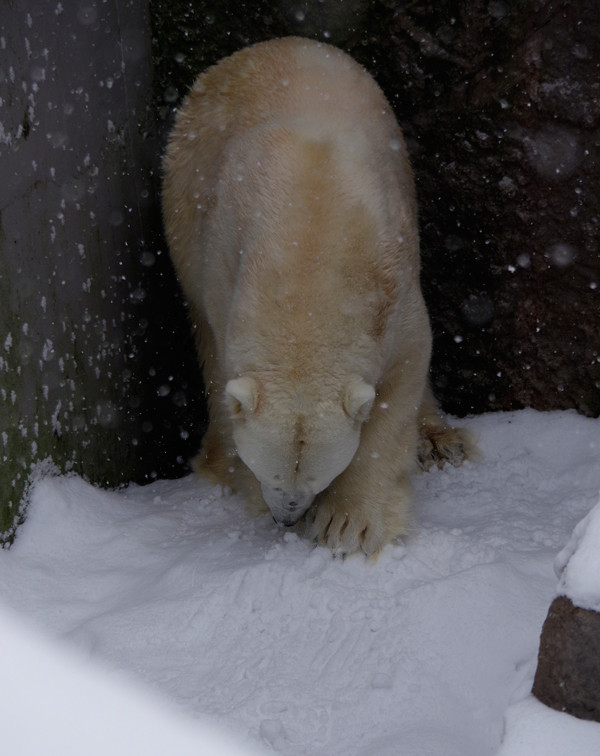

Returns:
0,0,160,542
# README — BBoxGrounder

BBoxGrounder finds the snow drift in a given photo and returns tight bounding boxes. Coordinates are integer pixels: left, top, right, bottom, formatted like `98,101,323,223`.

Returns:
1,409,599,755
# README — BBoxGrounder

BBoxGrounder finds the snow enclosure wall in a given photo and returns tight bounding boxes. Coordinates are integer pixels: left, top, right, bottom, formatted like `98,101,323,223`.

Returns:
0,1,204,544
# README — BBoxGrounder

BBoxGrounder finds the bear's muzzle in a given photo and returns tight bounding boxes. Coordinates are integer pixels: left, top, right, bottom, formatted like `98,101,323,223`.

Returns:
261,484,315,527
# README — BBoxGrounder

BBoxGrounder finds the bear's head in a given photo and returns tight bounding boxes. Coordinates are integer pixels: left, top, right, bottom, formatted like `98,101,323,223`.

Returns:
225,375,375,526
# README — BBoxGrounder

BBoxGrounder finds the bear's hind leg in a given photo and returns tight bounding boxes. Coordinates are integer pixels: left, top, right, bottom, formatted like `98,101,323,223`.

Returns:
417,384,478,471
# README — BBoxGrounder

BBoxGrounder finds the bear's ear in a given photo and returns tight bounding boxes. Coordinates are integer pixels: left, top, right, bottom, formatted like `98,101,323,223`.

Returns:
225,377,260,417
343,379,376,423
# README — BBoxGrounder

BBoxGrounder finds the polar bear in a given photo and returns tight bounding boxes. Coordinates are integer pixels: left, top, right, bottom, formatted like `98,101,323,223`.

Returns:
162,37,473,556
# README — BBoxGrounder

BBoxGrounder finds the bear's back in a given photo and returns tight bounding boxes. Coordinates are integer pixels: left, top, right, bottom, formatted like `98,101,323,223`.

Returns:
162,38,422,382
163,37,407,214
182,37,390,138
163,37,415,270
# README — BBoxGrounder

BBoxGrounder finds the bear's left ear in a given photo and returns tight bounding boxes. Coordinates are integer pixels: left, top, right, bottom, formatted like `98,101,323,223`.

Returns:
343,379,376,423
225,376,260,417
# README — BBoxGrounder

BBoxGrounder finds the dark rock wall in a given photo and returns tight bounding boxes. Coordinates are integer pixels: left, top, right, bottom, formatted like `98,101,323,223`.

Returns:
363,1,600,417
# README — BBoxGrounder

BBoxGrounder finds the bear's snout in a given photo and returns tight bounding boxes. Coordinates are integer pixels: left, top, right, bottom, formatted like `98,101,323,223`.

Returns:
261,483,314,527
272,499,307,527
271,502,312,527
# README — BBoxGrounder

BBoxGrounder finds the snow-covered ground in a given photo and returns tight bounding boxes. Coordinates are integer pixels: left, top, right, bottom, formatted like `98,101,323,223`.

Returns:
1,409,599,755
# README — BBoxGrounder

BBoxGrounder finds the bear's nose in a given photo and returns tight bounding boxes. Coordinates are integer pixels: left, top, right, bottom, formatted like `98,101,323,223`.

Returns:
262,484,315,526
272,502,302,527
272,509,298,526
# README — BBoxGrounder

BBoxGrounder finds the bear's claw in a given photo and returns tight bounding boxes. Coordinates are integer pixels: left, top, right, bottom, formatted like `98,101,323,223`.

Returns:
304,501,384,559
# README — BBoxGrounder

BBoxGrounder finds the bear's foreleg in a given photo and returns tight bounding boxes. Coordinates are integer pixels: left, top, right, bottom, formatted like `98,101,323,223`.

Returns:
190,317,268,515
305,361,423,558
193,405,268,516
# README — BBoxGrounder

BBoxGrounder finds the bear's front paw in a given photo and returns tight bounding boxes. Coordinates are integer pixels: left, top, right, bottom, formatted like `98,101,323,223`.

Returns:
304,494,389,558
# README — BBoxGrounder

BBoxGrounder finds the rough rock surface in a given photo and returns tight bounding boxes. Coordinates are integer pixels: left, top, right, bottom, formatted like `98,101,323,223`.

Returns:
369,1,600,417
532,595,600,722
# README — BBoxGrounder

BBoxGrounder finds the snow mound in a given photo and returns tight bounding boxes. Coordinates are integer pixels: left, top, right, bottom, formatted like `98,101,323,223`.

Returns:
555,498,600,611
1,409,599,755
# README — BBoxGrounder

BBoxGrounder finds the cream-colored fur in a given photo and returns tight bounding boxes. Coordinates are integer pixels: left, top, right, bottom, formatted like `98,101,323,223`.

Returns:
162,37,473,557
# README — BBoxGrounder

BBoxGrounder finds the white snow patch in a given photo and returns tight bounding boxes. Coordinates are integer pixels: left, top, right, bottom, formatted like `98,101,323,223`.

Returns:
0,410,599,755
41,338,55,361
0,604,260,756
556,498,600,611
497,697,600,756
50,399,62,435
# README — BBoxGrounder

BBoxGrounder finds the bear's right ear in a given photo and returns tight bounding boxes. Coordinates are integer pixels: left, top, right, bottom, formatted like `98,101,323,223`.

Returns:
225,377,260,417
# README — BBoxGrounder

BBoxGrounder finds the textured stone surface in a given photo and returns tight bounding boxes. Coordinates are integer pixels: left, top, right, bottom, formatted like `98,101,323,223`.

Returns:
356,0,600,416
532,595,600,722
